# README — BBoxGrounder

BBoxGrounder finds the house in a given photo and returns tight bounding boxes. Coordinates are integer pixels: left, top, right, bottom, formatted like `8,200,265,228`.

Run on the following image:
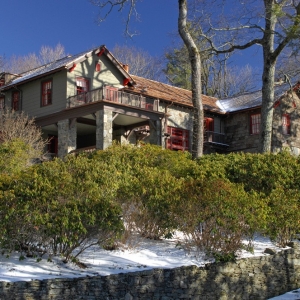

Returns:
0,45,299,156
218,82,300,155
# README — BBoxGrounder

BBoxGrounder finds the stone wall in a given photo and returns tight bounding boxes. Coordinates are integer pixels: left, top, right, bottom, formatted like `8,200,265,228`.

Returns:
224,109,261,153
1,243,300,300
272,92,300,154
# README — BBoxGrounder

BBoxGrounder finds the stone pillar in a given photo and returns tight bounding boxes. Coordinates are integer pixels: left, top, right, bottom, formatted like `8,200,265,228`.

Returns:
148,119,163,147
96,109,113,150
57,119,77,158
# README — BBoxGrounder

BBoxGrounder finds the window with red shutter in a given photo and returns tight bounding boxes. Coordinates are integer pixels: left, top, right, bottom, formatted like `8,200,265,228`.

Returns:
250,113,261,134
282,114,291,135
12,91,20,111
76,77,90,103
167,126,189,151
41,80,52,106
105,86,119,102
205,118,214,131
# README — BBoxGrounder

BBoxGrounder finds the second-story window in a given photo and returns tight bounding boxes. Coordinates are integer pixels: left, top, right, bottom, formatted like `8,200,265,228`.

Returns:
12,91,20,111
76,77,89,103
282,114,291,135
250,113,261,135
41,80,52,106
0,97,4,109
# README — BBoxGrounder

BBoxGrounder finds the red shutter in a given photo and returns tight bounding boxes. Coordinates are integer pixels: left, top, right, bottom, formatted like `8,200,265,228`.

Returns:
205,118,214,131
167,127,189,151
12,91,19,111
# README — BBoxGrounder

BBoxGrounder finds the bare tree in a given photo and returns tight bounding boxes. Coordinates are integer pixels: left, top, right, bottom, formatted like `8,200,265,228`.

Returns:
0,55,7,72
7,44,66,74
91,0,204,158
39,43,66,65
196,0,300,153
112,45,166,82
0,108,48,162
8,53,40,74
276,50,300,80
165,43,258,98
178,0,203,157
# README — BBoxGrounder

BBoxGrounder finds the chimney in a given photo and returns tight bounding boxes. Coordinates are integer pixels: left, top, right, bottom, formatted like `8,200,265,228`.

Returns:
123,64,129,73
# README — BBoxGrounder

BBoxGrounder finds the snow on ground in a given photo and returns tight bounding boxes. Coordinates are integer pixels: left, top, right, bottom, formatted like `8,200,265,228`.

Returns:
0,233,298,299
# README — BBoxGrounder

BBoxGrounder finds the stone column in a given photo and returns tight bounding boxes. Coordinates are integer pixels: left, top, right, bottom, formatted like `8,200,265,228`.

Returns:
96,109,113,150
57,119,77,158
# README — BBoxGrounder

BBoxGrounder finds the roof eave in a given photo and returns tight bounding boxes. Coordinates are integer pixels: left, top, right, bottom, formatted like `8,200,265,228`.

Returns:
0,67,66,91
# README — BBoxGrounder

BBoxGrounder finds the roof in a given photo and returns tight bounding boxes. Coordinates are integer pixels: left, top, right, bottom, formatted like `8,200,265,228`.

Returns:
218,83,292,113
0,46,134,90
124,75,221,112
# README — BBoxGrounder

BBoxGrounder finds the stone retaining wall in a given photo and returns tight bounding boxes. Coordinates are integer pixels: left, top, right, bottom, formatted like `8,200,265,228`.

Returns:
1,243,300,300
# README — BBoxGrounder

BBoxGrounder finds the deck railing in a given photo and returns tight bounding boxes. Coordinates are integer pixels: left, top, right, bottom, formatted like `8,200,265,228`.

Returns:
204,131,227,145
68,86,159,111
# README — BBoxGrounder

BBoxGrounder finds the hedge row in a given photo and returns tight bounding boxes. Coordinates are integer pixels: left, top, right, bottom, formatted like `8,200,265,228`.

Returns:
0,142,299,263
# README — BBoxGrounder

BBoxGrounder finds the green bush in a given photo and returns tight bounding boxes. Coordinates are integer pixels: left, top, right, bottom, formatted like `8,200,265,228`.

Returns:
0,155,124,261
117,166,184,240
265,187,300,247
176,178,268,258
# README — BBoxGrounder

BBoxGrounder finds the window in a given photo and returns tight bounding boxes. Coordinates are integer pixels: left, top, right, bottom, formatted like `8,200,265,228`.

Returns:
12,91,20,111
76,77,89,103
41,80,52,106
167,126,189,151
282,114,291,135
105,86,118,102
250,113,261,135
0,97,4,109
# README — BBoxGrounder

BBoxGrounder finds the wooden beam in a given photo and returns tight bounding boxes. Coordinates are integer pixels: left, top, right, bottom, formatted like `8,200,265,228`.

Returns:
77,117,96,126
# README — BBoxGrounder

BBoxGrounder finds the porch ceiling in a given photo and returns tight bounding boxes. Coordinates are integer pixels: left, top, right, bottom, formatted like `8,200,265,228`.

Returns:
42,113,148,136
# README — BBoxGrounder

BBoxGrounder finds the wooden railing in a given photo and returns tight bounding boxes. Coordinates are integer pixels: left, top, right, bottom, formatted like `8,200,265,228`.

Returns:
204,131,227,145
68,86,159,111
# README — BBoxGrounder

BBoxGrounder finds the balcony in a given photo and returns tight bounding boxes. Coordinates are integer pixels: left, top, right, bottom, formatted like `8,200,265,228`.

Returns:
204,131,228,146
68,86,159,112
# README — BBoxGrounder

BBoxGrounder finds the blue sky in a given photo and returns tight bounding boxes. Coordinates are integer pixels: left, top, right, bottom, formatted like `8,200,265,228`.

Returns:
2,0,178,57
2,0,262,84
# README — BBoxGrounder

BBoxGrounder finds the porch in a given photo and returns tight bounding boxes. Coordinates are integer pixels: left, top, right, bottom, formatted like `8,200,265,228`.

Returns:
67,86,159,112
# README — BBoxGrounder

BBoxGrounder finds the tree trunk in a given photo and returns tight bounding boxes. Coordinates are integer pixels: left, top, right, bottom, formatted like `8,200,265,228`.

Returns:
259,0,277,153
260,56,276,153
178,0,204,158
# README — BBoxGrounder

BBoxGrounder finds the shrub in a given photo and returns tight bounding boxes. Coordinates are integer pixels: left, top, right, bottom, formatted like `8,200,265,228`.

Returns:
117,166,184,240
177,178,267,258
0,109,47,163
0,155,124,261
265,187,300,247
